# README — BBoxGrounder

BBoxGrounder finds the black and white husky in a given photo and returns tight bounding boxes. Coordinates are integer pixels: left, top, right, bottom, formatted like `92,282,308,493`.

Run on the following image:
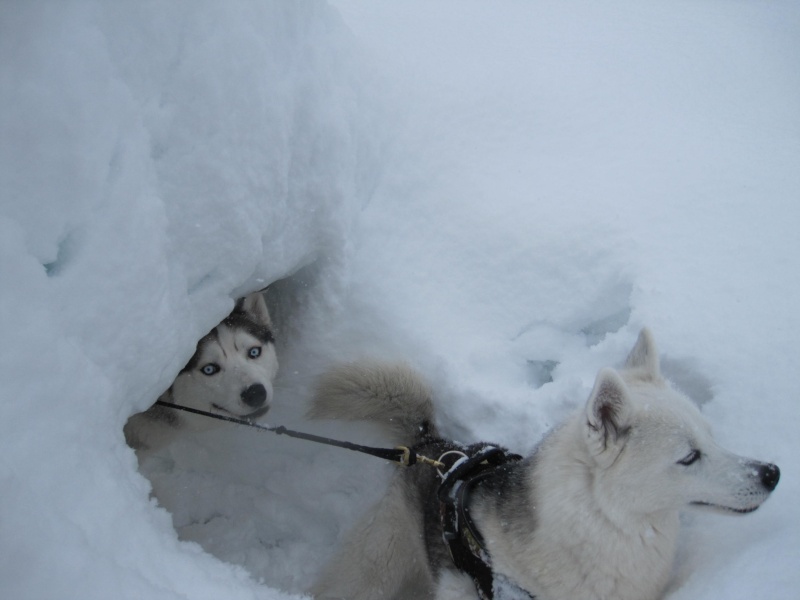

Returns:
125,292,278,453
308,329,779,600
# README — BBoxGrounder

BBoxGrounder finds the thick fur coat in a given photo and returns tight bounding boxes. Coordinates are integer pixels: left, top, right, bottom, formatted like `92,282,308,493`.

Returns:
308,329,779,600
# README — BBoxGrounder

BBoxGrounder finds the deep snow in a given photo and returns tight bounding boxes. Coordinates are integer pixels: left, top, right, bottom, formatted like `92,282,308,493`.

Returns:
1,1,798,599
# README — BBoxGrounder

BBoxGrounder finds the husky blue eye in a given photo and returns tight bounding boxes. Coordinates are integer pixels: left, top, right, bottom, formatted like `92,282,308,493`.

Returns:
248,346,262,359
201,363,220,376
678,450,701,466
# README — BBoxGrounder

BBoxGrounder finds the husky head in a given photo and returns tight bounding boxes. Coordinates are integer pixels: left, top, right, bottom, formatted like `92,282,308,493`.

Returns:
168,292,279,421
583,328,779,520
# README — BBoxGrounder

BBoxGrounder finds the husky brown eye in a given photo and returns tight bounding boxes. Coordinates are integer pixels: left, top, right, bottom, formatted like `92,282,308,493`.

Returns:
248,346,262,359
201,363,220,376
678,450,701,466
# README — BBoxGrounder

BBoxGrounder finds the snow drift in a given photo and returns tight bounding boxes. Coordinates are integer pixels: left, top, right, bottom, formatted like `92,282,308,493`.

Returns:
1,1,377,598
1,1,798,599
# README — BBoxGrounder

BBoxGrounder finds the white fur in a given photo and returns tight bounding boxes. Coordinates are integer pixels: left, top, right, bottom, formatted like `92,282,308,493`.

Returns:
124,291,278,453
312,475,434,600
308,329,779,600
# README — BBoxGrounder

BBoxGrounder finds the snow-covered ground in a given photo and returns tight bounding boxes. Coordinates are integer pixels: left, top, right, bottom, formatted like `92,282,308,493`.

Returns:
1,1,798,599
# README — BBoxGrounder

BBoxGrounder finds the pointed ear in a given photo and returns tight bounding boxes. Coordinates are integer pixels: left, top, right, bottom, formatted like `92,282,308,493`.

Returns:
624,327,660,378
585,368,632,466
235,292,272,327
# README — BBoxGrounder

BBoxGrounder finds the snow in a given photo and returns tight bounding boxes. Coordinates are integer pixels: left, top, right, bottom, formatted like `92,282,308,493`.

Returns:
1,1,798,599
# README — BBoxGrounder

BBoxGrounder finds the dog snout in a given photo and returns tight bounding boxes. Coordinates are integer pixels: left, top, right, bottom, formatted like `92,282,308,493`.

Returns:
241,383,267,408
758,463,780,492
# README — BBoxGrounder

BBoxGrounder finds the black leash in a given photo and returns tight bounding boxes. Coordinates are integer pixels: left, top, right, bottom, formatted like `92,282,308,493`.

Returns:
154,400,443,468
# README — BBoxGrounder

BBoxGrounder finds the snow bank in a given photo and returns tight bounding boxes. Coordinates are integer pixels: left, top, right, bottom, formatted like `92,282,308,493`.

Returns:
1,0,798,599
1,1,377,598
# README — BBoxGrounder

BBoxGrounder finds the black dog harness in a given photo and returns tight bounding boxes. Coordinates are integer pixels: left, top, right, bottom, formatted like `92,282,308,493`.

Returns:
436,444,533,600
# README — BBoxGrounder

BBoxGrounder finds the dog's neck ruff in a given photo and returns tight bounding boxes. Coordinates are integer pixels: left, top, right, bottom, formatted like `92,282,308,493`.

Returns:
435,444,533,600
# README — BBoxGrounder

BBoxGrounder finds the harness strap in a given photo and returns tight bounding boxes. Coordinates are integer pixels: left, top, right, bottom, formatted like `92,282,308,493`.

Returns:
436,445,526,600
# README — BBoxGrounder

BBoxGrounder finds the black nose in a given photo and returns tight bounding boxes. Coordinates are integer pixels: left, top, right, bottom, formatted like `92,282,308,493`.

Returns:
758,463,780,492
241,383,267,408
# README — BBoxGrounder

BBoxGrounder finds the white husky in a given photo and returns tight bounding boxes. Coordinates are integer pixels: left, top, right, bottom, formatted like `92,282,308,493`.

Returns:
125,292,279,453
308,329,779,600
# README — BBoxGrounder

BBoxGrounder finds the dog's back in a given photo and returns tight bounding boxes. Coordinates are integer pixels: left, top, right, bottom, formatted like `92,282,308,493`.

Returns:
309,362,519,600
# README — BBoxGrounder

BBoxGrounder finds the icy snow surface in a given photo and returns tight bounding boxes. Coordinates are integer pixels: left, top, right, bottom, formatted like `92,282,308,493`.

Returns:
1,1,798,599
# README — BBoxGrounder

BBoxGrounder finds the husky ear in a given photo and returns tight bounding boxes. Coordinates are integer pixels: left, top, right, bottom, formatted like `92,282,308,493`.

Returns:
624,328,660,379
585,368,632,465
235,292,272,327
